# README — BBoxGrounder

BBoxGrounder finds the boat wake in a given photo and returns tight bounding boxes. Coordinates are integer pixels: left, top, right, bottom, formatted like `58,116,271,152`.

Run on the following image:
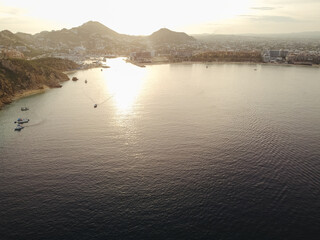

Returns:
81,85,114,107
23,118,46,127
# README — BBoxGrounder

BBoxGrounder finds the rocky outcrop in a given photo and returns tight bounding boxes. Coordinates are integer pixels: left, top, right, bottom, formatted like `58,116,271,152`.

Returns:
0,58,79,109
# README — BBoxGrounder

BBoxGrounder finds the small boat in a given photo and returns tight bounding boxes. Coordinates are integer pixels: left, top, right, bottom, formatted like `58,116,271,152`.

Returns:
72,77,79,81
85,80,87,84
14,118,29,124
94,104,97,108
14,124,24,131
21,107,29,111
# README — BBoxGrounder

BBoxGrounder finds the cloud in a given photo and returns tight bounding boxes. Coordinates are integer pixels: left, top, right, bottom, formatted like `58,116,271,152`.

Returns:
241,15,297,22
251,7,275,11
0,14,60,34
0,5,26,16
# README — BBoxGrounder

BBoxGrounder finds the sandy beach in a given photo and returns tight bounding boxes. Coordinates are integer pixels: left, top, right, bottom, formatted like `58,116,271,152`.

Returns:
12,85,50,101
0,85,50,110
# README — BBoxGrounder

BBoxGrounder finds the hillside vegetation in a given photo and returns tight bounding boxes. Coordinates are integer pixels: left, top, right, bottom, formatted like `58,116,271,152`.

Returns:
0,58,79,109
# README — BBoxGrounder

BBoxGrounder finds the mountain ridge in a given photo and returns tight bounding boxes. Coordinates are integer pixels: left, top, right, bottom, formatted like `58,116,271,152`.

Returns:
0,21,198,55
149,28,196,44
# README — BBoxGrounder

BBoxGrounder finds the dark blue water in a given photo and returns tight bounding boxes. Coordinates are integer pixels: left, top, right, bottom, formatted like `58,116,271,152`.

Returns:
1,59,320,239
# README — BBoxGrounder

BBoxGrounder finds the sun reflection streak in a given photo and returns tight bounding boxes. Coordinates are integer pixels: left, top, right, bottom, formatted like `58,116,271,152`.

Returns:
104,59,147,115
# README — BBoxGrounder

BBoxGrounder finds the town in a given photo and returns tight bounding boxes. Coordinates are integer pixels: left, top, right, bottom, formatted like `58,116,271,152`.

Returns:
1,21,320,66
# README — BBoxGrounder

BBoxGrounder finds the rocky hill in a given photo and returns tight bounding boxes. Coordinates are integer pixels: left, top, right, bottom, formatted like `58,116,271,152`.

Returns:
0,58,79,109
0,21,198,55
0,30,48,57
149,28,196,45
0,30,28,47
35,21,117,46
23,21,143,54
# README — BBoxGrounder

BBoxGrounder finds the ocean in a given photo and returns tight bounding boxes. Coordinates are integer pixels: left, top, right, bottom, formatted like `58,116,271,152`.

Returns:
1,58,319,239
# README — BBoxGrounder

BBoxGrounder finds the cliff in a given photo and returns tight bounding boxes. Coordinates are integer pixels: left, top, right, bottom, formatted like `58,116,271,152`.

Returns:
0,58,79,109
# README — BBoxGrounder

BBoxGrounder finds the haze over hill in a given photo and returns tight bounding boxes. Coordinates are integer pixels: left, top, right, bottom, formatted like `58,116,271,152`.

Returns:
0,21,199,56
193,32,320,40
1,21,319,57
149,28,196,44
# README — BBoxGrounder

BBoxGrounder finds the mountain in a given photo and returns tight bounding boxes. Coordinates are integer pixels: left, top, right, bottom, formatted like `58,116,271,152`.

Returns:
70,21,121,39
0,30,27,47
32,21,126,51
0,21,198,55
34,21,127,43
149,28,196,44
32,22,197,51
1,22,319,56
15,32,34,40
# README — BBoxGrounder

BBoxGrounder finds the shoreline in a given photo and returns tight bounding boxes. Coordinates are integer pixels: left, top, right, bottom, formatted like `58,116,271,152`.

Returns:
0,85,50,110
139,60,320,68
1,60,318,110
0,57,79,110
12,85,50,101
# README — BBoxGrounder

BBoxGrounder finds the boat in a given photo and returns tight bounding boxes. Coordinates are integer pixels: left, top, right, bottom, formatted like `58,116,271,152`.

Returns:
14,124,24,131
85,80,87,84
21,107,29,111
94,104,97,108
72,77,79,81
14,118,29,124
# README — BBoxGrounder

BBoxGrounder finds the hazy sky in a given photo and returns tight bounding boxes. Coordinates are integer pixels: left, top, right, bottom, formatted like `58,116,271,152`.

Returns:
0,0,319,35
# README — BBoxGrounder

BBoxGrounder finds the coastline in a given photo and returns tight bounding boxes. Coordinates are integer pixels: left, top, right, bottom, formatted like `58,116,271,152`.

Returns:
12,85,50,101
140,60,320,68
2,60,318,110
0,85,50,110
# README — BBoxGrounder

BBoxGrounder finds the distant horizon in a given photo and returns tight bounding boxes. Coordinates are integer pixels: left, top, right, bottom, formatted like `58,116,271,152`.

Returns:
1,0,319,36
1,20,320,38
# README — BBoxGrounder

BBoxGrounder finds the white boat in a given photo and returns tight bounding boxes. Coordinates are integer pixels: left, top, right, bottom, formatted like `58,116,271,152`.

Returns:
14,118,29,124
21,107,29,111
14,124,24,131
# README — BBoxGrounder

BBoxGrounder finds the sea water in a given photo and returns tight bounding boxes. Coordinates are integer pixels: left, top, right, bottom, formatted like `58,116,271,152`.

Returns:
1,59,319,239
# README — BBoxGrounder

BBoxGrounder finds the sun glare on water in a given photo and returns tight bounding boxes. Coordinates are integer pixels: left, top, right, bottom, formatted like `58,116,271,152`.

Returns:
103,60,147,115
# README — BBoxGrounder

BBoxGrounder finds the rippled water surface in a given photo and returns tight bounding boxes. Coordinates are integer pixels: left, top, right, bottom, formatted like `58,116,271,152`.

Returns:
1,59,320,239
